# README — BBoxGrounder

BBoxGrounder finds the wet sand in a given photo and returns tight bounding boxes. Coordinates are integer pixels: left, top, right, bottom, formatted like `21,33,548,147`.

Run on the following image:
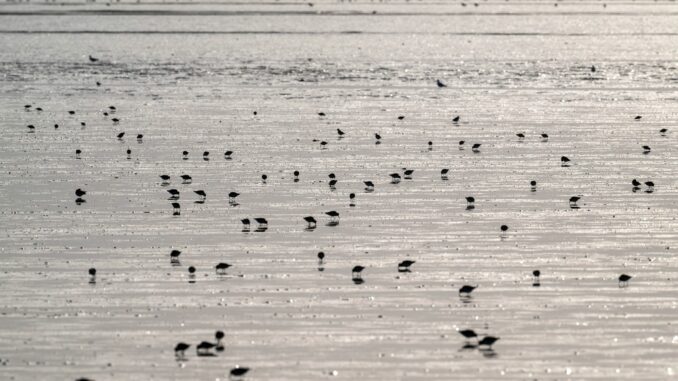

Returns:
1,1,678,380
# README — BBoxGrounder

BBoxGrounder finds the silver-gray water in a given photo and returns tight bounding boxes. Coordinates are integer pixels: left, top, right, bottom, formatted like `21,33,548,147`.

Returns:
1,1,678,380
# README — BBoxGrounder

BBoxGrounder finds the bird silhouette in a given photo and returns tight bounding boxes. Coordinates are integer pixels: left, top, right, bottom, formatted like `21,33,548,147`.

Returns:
390,173,401,183
472,143,481,152
618,274,632,287
397,260,415,272
224,150,233,159
364,181,375,191
452,115,460,123
174,342,190,358
230,367,250,378
337,128,345,137
459,329,478,341
88,55,99,62
75,188,87,197
458,285,477,295
167,189,180,199
304,216,317,228
478,336,499,348
436,79,447,88
181,175,192,184
352,265,365,278
215,262,232,274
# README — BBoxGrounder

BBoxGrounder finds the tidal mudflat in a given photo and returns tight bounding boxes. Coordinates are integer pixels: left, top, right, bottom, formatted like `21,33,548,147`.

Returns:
1,1,678,380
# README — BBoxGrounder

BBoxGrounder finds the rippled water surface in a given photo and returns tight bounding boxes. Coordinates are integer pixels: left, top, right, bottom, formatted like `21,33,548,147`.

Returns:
1,1,678,380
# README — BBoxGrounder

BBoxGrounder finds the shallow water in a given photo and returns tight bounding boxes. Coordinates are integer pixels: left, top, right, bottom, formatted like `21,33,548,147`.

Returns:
1,1,678,380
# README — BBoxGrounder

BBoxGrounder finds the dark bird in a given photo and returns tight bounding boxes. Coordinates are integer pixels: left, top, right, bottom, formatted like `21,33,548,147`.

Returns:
88,268,96,277
196,341,216,355
459,329,478,341
304,216,317,228
215,331,225,351
642,145,651,153
188,266,196,274
88,55,99,62
659,128,667,135
224,150,233,159
569,196,581,207
428,141,433,149
180,175,192,183
436,79,447,88
24,104,31,110
126,149,132,158
397,260,415,272
645,181,655,188
68,110,76,115
452,116,460,123
337,128,345,137
329,179,338,188
167,189,180,199
174,343,190,357
170,250,181,261
317,251,325,261
182,151,189,160
618,274,632,287
75,188,87,197
261,174,268,182
111,118,120,123
634,115,642,120
500,225,508,232
398,115,405,120
459,140,465,148
203,151,209,160
55,124,59,129
75,149,81,158
530,180,537,190
352,265,365,277
229,192,240,202
215,262,232,274
458,285,477,295
241,218,250,228
96,81,101,86
532,270,541,286
541,133,549,141
441,168,449,177
194,190,207,199
325,211,339,221
320,141,328,148
254,218,268,227
349,193,355,200
109,106,116,112
230,367,250,378
591,65,596,72
172,202,181,215
516,133,525,140
632,179,641,187
478,336,499,348
403,169,414,177
136,134,143,141
561,156,570,166
390,173,401,183
35,107,42,112
318,112,326,117
465,196,475,208
27,124,35,131
375,133,382,141
364,181,375,191
160,175,170,182
328,173,336,179
116,132,125,139
293,170,300,180
472,143,481,152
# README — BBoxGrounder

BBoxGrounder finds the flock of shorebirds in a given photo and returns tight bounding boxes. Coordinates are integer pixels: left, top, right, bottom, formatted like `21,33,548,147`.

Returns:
20,74,662,378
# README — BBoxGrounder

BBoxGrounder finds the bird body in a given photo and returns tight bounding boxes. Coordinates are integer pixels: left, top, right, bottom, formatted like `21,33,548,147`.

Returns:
472,143,481,152
230,367,250,377
352,265,365,276
397,260,415,272
459,285,477,295
194,190,207,199
478,336,499,347
254,218,268,226
436,79,447,88
75,189,87,197
215,262,232,273
304,216,317,227
174,342,190,356
459,329,477,340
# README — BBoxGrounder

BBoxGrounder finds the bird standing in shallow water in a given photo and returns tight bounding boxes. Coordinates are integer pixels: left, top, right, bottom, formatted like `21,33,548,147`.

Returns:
458,285,477,295
215,262,232,274
459,329,478,342
472,143,481,152
397,260,415,272
352,265,365,278
532,270,541,286
618,274,632,287
436,79,447,88
194,190,207,200
88,268,96,284
465,196,475,209
304,216,317,229
230,367,250,379
174,343,190,358
478,336,499,348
